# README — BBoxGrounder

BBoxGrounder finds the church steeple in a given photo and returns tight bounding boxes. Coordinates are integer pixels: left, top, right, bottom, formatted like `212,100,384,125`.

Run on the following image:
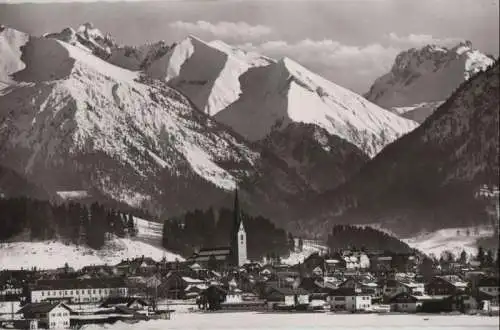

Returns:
230,187,247,267
233,187,242,231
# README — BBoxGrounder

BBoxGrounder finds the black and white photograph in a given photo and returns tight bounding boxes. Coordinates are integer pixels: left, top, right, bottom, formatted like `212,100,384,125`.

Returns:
0,0,498,329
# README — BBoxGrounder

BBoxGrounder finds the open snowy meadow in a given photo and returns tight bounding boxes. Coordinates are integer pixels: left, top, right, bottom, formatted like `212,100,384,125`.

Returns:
81,313,499,330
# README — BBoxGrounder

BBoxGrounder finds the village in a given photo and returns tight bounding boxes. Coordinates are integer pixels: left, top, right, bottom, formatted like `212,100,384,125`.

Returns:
0,192,499,329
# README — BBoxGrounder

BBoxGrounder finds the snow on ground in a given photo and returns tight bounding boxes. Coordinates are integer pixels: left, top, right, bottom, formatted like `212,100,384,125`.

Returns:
403,226,495,258
281,239,327,265
80,312,498,330
56,190,89,200
0,217,183,270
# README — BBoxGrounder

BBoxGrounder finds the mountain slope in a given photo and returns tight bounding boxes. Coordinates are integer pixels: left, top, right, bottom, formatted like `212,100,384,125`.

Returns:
146,36,272,116
262,123,369,192
0,25,29,86
0,217,184,270
215,57,417,157
309,61,499,236
0,164,51,200
365,42,494,123
143,37,417,157
0,29,315,225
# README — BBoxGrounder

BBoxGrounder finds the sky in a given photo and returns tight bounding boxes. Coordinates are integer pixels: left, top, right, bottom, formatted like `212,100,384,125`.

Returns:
0,0,498,93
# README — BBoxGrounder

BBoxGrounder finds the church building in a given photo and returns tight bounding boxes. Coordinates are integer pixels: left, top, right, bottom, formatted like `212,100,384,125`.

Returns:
230,188,247,267
188,188,248,269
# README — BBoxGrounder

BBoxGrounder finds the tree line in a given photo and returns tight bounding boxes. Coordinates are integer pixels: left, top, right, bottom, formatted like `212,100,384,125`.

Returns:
0,197,137,249
161,207,294,260
327,225,414,254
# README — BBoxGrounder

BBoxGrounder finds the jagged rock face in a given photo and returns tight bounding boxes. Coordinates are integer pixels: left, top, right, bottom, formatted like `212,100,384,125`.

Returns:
365,42,494,123
262,123,369,192
310,62,499,236
142,37,416,157
45,23,172,72
0,32,314,224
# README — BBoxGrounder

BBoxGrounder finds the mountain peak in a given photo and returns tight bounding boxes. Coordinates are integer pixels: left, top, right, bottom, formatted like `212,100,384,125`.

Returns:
365,42,494,121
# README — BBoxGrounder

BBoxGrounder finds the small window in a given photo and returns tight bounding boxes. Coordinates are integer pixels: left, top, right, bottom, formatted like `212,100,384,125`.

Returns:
88,289,91,294
93,289,96,294
42,292,45,296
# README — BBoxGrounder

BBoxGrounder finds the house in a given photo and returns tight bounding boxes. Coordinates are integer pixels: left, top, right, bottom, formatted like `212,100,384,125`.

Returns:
476,277,499,301
425,275,469,296
80,265,118,277
199,285,228,310
382,279,424,300
17,302,72,329
115,256,158,276
159,272,207,299
325,288,372,312
30,278,128,304
0,300,22,320
420,294,478,313
388,292,430,313
188,247,232,270
370,256,393,273
263,286,310,309
224,289,243,304
339,278,380,297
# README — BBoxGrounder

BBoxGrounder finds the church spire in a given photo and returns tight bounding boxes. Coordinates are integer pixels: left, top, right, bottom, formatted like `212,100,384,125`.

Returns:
233,187,241,230
230,186,247,267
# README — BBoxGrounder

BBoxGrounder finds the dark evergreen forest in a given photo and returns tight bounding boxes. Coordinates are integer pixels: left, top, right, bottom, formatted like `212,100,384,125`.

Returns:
327,225,414,254
162,207,295,260
0,197,137,249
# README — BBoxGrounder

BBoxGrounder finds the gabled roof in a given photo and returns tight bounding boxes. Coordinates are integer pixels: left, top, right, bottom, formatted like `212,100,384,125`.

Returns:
17,302,72,315
435,275,468,288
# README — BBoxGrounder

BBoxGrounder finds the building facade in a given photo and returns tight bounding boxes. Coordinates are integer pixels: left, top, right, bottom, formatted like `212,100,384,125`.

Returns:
30,278,128,304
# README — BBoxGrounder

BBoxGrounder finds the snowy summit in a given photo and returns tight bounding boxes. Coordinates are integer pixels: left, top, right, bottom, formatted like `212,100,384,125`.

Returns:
365,41,494,123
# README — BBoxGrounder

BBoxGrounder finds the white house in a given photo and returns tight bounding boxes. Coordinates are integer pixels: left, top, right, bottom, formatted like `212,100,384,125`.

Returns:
224,289,244,304
17,302,72,329
328,289,372,312
30,278,128,304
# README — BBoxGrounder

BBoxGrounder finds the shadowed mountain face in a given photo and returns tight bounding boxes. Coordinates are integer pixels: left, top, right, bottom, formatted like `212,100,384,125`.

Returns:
262,123,369,193
306,62,499,237
0,164,51,200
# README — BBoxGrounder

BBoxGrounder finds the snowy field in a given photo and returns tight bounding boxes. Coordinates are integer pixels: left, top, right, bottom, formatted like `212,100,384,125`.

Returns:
0,217,184,270
403,226,495,258
80,313,498,330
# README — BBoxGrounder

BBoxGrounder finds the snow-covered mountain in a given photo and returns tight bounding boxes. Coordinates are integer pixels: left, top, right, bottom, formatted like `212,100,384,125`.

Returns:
309,61,499,237
145,36,272,116
0,27,317,224
0,25,29,86
144,38,417,157
215,57,417,157
365,42,494,123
